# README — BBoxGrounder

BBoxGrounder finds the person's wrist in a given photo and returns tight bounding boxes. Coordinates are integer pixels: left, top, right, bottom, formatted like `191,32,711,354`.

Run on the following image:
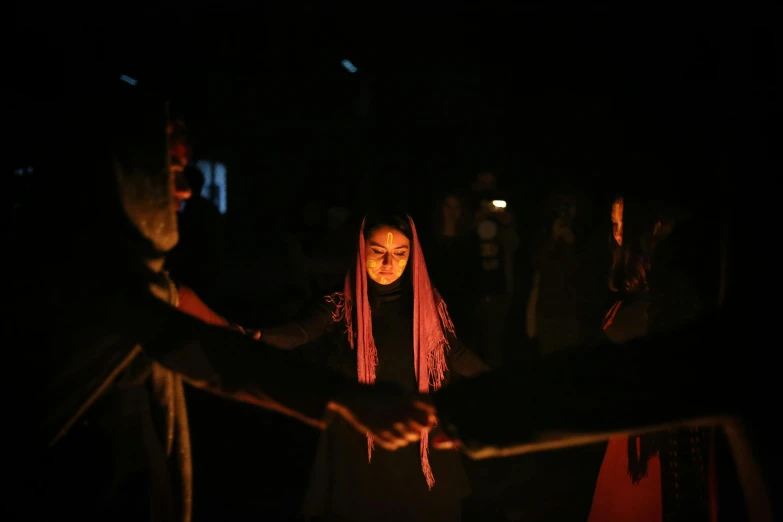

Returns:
324,379,362,426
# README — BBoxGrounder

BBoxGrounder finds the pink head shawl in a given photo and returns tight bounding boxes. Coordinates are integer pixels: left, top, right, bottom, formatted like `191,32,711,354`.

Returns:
333,213,454,489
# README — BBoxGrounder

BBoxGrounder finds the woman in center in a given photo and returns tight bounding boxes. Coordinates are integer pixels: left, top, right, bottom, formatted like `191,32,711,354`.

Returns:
260,209,488,522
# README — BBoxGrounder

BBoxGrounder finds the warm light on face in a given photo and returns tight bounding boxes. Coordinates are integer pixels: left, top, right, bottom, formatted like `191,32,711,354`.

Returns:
492,200,507,209
611,197,624,246
365,225,411,285
168,121,192,207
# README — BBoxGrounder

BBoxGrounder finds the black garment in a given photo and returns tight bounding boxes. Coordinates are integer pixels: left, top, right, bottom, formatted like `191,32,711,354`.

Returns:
431,311,745,458
605,291,712,522
7,207,350,522
307,279,469,522
262,276,487,522
472,193,515,297
28,355,183,522
167,196,225,306
421,232,481,340
476,223,507,296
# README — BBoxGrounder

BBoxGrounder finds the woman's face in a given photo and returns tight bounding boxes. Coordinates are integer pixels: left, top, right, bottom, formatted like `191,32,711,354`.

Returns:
611,197,624,245
365,225,411,285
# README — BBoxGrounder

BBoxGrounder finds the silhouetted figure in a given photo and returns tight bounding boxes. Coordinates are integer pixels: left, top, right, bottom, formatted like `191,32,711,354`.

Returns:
167,164,225,308
529,184,609,356
470,171,519,367
6,78,433,522
588,194,711,522
423,190,481,343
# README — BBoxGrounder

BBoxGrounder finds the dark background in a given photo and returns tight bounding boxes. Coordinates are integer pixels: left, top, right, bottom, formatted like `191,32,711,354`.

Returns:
12,4,777,218
8,3,779,520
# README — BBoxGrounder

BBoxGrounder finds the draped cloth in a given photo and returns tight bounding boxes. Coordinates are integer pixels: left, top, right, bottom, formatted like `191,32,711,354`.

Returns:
335,214,455,489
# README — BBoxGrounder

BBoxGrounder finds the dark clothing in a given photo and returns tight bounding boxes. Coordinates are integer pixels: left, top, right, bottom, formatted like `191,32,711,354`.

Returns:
471,197,518,366
471,193,517,297
476,219,511,295
531,223,610,356
262,278,487,522
432,311,743,456
167,196,225,305
431,307,773,522
420,232,481,340
7,210,351,522
597,286,711,522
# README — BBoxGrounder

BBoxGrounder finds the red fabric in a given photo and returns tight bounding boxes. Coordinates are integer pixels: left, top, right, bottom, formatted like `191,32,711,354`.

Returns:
588,436,663,522
589,301,719,521
177,285,231,327
341,214,453,489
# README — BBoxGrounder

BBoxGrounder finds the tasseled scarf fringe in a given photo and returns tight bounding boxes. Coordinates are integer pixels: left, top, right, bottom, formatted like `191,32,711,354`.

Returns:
330,214,454,490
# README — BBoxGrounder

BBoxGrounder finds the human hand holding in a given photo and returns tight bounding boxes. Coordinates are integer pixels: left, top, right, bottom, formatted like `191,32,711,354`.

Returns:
327,381,437,450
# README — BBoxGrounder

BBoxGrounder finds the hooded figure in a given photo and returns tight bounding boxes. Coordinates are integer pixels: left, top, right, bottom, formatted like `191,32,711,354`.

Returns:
5,70,430,522
260,209,488,522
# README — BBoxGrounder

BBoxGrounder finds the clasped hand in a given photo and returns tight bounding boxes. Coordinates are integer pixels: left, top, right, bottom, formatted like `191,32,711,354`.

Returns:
328,381,437,450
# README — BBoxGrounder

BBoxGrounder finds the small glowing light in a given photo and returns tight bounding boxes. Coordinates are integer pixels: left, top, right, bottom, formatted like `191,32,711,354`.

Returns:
120,74,137,86
341,59,357,73
492,200,507,209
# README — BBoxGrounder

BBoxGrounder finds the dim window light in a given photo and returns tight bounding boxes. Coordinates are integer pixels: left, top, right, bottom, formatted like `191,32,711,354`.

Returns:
120,75,137,86
195,160,228,214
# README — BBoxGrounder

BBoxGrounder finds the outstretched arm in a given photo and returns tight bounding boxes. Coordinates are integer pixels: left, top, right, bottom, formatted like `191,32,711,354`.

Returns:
432,312,741,459
131,287,433,450
176,284,261,338
258,296,338,350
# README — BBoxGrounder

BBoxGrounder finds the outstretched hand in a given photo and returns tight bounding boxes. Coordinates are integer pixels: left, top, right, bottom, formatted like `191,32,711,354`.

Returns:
328,382,437,450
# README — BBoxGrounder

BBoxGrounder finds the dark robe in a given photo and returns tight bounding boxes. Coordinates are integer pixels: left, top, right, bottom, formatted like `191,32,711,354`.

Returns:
591,291,712,522
6,202,355,522
431,307,774,522
262,276,488,522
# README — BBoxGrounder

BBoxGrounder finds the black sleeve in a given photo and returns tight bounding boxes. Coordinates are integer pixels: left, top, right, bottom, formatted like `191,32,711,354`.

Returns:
259,296,339,350
433,312,741,457
131,292,350,429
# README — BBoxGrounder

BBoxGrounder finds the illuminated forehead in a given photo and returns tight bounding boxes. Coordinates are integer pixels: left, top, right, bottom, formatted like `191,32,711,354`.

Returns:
366,225,410,249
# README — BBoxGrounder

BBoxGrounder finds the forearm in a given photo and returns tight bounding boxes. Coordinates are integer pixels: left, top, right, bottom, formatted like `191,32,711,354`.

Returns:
258,322,312,350
434,312,742,456
135,295,348,427
177,285,232,328
258,300,334,350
